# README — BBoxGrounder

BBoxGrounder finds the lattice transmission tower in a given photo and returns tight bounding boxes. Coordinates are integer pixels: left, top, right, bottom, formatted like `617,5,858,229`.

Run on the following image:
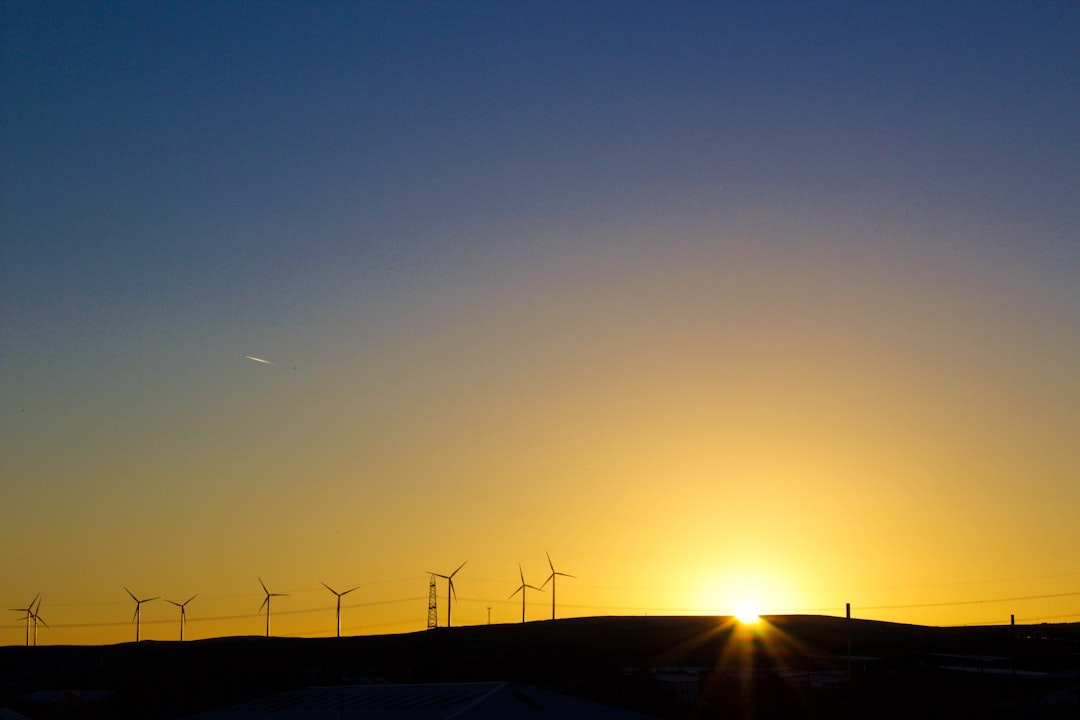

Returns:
426,574,438,630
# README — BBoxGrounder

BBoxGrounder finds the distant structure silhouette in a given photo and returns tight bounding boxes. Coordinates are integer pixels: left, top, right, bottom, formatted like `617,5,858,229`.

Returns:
9,593,39,647
258,578,287,638
165,594,197,642
426,575,438,630
509,564,543,623
540,552,575,621
427,561,466,628
125,587,159,643
29,596,47,646
321,582,359,638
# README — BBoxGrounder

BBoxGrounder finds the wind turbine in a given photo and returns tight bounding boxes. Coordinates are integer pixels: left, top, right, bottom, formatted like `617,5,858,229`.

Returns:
508,564,543,624
426,561,466,628
9,593,39,647
29,597,48,646
540,551,575,621
165,594,197,642
125,587,159,642
321,582,359,638
258,578,287,638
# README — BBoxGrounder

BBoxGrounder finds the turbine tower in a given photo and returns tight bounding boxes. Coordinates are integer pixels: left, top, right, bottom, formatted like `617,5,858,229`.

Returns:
540,551,575,621
125,587,159,643
165,594,197,642
29,597,48,646
9,593,39,647
427,561,466,628
321,582,359,638
509,564,543,624
258,578,287,638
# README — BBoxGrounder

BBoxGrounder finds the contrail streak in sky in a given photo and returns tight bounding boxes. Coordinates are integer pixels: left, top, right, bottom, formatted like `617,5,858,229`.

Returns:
244,355,274,365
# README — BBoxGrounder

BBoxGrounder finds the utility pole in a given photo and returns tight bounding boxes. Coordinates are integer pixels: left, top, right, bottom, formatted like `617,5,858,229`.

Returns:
1010,614,1016,682
846,603,852,681
426,575,438,630
487,607,492,625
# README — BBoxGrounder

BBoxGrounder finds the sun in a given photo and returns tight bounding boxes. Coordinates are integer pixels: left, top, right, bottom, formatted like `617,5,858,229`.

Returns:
734,605,761,625
693,568,785,627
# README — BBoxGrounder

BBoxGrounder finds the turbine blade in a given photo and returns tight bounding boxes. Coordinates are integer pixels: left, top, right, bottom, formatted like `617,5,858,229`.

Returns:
450,560,467,577
546,551,554,572
185,594,198,605
540,573,554,590
259,597,268,613
259,577,269,594
166,599,182,607
448,578,457,600
509,586,523,600
321,582,337,595
518,564,524,584
557,572,576,578
342,586,360,595
125,587,137,601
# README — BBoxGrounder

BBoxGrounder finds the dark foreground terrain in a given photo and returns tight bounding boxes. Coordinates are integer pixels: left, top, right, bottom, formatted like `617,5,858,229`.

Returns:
1,616,1078,718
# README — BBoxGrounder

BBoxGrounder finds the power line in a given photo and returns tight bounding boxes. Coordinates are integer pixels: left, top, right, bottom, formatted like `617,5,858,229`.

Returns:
1018,611,1080,622
858,590,1080,611
800,570,1080,594
3,588,1076,636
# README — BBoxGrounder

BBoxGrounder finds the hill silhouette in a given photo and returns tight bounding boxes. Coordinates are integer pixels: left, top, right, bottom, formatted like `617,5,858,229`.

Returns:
1,615,1078,718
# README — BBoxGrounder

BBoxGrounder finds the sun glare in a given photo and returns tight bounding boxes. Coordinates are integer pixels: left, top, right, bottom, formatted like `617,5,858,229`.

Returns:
735,606,761,625
695,568,787,627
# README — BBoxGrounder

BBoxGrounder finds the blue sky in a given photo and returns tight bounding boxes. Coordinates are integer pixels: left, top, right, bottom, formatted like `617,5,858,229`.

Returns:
2,2,1078,642
4,2,1076,325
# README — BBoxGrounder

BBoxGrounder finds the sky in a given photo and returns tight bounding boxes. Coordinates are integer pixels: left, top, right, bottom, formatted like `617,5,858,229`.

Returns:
2,1,1078,645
